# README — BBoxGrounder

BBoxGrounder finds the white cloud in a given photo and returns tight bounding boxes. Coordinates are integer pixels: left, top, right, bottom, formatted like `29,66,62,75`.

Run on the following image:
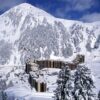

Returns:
80,13,100,22
0,0,26,11
55,0,96,19
60,0,95,11
72,0,94,11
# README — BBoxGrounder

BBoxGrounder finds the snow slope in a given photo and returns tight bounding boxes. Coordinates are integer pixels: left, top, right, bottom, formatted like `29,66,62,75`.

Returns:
85,48,100,93
0,3,100,64
0,3,100,100
5,87,54,100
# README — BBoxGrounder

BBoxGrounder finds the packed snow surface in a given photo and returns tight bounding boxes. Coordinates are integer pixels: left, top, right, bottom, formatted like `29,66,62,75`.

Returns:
5,86,54,100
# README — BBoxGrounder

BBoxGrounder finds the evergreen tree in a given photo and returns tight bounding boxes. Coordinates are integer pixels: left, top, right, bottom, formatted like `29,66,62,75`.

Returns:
73,64,95,100
55,66,73,100
98,91,100,100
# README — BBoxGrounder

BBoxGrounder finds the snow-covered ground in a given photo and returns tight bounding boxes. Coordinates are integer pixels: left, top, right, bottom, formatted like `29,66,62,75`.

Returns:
5,86,54,100
90,62,100,93
86,49,100,92
0,2,100,100
0,57,99,100
86,61,100,93
0,65,59,100
0,50,100,100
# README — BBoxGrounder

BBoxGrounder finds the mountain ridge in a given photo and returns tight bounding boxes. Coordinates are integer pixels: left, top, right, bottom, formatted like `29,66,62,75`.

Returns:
2,3,100,25
0,3,100,65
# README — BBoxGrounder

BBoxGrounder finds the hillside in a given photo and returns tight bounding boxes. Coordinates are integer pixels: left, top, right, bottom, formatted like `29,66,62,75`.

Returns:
0,3,100,100
0,3,100,65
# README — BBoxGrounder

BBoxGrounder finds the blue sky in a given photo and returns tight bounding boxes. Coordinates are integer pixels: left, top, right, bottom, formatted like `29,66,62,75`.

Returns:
0,0,100,22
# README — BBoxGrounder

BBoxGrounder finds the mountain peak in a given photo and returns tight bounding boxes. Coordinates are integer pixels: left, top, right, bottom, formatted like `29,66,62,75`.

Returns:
0,2,100,65
18,3,34,7
16,3,39,11
7,3,55,19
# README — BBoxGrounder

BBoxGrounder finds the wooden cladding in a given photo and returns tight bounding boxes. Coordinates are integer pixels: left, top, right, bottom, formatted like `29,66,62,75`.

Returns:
25,60,79,74
28,75,47,92
33,60,78,70
25,62,38,74
33,60,65,69
25,55,85,74
73,54,85,64
25,63,32,74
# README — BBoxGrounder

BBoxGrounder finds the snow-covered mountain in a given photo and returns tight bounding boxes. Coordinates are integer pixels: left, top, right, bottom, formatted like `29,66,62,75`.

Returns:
0,3,100,100
0,3,100,65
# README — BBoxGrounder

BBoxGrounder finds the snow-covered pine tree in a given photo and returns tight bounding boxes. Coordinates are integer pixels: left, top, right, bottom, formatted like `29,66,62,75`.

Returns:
55,65,73,100
98,91,100,100
73,64,95,100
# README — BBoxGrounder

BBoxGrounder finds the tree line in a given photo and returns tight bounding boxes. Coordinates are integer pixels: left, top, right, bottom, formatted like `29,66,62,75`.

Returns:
54,64,100,100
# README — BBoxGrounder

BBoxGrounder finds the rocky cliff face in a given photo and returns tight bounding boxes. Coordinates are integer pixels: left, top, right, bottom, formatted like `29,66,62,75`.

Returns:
0,3,100,65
